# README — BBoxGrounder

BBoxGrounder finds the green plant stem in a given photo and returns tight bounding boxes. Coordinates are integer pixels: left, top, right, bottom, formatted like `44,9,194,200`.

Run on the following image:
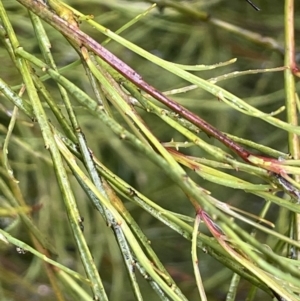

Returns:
54,133,189,301
2,104,19,180
284,0,300,258
0,229,90,285
192,214,207,301
102,180,187,298
10,0,285,161
0,78,34,118
9,45,298,294
220,226,299,301
0,2,108,298
29,11,77,142
54,129,271,293
15,0,300,203
226,273,240,301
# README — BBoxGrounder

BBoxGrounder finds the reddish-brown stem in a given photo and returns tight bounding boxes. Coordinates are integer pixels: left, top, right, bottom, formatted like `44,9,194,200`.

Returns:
15,0,300,203
195,208,224,238
16,0,252,162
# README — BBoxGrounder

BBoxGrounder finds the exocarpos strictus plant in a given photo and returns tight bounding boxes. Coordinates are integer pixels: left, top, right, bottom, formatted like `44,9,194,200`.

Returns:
0,0,299,300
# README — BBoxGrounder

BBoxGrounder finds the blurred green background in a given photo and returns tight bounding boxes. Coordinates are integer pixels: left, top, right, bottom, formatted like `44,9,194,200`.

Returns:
0,0,299,300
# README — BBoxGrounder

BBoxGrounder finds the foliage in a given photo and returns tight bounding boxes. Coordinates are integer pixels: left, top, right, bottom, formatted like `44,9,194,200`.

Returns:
0,0,300,300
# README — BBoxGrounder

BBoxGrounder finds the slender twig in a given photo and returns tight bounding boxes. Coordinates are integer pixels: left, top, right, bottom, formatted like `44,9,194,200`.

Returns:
192,213,207,301
0,2,108,298
245,0,260,11
284,0,300,259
